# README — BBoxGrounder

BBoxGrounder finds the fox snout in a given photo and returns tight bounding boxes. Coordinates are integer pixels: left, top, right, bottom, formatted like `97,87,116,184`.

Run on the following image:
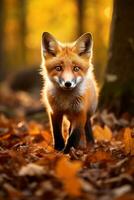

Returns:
55,76,82,90
59,78,76,89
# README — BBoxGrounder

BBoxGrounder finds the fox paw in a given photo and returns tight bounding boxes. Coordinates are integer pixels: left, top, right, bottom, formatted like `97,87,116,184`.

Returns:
54,142,65,151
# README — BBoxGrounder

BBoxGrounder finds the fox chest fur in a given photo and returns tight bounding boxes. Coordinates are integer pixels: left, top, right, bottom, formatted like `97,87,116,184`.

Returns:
46,87,84,113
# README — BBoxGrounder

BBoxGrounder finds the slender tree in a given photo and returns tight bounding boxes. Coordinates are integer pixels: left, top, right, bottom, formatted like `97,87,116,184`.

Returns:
76,0,85,37
0,0,5,81
18,0,27,65
100,0,134,115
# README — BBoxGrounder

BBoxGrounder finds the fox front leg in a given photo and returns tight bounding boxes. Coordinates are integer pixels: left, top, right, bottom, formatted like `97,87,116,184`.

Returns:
64,113,87,154
50,113,65,151
85,117,94,143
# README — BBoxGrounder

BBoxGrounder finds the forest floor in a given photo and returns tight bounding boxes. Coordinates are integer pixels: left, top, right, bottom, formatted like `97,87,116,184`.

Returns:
0,83,134,200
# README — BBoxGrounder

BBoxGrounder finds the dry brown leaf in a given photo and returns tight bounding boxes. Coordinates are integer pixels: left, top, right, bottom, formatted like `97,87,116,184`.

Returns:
115,193,134,200
123,128,134,155
113,185,132,199
3,183,22,199
19,163,45,176
0,133,11,141
93,125,112,141
89,150,113,164
56,156,82,196
41,130,52,143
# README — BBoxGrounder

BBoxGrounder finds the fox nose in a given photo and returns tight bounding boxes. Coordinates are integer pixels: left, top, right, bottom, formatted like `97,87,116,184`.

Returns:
65,81,72,88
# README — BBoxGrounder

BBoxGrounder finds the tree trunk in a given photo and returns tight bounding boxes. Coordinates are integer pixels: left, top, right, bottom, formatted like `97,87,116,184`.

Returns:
76,0,84,37
99,0,134,115
17,0,27,65
0,0,5,81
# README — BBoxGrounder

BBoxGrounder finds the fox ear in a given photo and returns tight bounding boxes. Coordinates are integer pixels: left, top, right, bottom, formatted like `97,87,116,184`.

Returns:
42,32,59,56
74,33,93,56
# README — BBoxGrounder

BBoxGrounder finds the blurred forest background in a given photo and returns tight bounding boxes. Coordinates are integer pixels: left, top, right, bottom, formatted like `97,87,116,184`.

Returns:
0,0,112,83
0,0,134,115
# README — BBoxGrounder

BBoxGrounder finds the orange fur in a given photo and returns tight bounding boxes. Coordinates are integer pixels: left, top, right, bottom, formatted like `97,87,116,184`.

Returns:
41,32,99,152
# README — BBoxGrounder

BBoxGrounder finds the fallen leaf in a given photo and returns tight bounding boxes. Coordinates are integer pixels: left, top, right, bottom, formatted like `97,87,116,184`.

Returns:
56,156,82,196
93,125,112,141
3,183,22,199
41,130,52,144
123,128,134,155
113,185,132,199
28,121,42,135
91,151,113,163
19,163,45,176
115,193,134,200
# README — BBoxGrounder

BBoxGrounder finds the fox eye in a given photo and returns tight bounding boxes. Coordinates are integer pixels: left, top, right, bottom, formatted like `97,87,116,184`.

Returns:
55,66,62,71
73,66,80,72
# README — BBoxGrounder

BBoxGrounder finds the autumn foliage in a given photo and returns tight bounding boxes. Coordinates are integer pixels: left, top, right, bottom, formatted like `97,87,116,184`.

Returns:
0,87,134,200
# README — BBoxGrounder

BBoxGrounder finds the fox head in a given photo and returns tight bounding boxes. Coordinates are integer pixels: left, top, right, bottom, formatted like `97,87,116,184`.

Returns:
41,32,93,90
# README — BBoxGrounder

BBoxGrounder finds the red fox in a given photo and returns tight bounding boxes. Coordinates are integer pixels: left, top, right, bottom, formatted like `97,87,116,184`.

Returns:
41,32,99,153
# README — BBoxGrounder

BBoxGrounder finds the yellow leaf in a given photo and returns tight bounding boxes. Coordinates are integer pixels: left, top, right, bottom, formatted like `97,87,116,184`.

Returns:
28,122,41,135
56,157,82,196
104,125,113,141
93,125,112,141
123,128,134,155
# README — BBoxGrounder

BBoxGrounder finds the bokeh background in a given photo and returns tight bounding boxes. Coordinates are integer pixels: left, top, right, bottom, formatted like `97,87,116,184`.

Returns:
0,0,113,83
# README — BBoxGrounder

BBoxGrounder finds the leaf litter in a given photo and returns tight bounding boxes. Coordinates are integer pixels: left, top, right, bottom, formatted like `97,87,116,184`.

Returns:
0,86,134,200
